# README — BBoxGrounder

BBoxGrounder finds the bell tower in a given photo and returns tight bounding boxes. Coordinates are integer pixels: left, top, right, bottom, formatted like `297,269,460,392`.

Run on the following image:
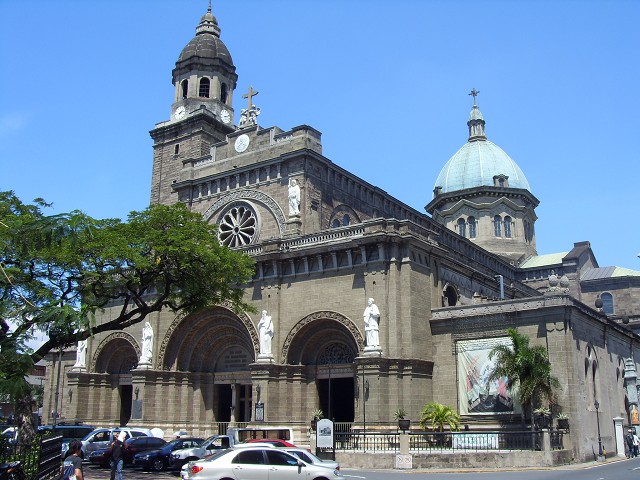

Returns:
150,5,238,206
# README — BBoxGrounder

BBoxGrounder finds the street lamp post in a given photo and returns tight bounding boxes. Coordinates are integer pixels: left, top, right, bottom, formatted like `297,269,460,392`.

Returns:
595,400,603,457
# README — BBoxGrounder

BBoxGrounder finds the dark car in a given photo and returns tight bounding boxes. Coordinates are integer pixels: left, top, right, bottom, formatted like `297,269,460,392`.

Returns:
88,435,167,467
38,423,96,457
132,437,204,471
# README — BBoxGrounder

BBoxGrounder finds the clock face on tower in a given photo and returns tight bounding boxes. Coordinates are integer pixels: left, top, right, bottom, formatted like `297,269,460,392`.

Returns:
234,134,250,153
174,105,186,120
220,109,231,124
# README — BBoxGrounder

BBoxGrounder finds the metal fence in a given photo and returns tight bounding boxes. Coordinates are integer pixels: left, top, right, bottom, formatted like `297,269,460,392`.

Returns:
330,430,558,453
0,434,61,480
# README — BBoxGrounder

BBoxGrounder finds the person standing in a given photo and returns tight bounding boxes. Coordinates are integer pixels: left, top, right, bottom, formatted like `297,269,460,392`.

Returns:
626,429,634,458
62,440,84,480
633,429,640,457
110,431,127,480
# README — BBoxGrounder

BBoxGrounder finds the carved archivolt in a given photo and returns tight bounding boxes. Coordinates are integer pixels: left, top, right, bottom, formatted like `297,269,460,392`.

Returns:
90,331,140,372
203,189,287,237
281,311,364,363
157,304,259,371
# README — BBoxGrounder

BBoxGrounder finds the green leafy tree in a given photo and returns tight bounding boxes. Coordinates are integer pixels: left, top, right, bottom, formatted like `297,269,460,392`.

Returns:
0,191,255,442
487,328,561,428
419,402,460,432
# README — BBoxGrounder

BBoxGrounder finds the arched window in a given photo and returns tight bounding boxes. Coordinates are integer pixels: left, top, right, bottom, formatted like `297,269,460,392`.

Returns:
342,215,350,226
457,218,466,237
468,216,477,238
199,78,210,98
221,83,228,103
181,80,189,99
443,285,458,307
331,219,341,228
504,216,512,238
601,292,614,315
494,215,502,237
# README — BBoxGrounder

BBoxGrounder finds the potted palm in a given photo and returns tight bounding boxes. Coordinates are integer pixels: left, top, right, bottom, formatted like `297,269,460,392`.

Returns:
533,407,551,429
419,402,460,447
310,408,323,431
555,412,569,430
394,407,411,432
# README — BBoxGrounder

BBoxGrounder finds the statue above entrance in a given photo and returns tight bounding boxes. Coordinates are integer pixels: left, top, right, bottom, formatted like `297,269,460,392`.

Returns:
72,339,87,371
139,321,154,368
363,298,382,355
257,310,275,362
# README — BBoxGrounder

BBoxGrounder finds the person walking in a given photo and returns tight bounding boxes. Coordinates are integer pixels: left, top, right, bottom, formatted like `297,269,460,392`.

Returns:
633,429,640,457
62,440,84,480
110,431,127,480
626,429,634,458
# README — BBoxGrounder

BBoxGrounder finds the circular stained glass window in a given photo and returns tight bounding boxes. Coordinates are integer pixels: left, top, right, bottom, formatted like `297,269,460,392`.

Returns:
218,204,258,247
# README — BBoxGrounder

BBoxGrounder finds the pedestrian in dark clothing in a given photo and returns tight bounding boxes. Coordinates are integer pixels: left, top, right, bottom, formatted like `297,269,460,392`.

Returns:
110,431,127,480
627,429,636,458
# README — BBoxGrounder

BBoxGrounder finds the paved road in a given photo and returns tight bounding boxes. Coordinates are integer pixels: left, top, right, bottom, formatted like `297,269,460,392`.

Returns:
83,464,179,479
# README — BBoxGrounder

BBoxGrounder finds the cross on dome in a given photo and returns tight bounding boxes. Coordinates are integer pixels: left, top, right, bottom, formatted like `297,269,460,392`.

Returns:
469,88,480,106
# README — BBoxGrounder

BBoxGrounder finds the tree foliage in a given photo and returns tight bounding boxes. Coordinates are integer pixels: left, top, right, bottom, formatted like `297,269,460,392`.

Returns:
0,191,255,437
487,328,561,424
419,402,461,432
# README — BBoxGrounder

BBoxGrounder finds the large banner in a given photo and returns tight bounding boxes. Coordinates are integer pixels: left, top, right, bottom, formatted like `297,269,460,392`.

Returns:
457,338,520,415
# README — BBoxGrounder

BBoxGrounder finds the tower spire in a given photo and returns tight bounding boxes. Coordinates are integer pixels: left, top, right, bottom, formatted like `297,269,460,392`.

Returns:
467,88,486,142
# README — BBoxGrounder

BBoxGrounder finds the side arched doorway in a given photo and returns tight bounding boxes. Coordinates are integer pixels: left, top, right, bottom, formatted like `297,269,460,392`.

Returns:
93,335,139,426
285,312,362,422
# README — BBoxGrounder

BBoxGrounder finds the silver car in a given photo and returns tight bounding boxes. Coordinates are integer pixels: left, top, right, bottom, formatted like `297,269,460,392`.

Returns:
180,447,345,480
281,448,340,471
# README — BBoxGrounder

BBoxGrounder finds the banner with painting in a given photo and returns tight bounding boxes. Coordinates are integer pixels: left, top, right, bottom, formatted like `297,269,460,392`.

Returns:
457,337,520,415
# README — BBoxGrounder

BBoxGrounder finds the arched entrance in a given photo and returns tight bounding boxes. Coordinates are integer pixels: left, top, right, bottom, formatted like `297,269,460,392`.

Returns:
159,306,258,424
284,312,362,423
93,335,139,426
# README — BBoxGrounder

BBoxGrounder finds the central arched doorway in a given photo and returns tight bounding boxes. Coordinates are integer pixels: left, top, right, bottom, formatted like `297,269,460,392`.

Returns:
160,306,258,426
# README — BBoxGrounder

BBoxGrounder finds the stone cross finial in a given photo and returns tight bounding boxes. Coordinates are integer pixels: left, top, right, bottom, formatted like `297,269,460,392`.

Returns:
243,86,259,112
469,88,480,106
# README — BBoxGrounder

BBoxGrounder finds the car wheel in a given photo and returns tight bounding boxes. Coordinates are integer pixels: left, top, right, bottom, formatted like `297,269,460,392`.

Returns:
152,458,165,471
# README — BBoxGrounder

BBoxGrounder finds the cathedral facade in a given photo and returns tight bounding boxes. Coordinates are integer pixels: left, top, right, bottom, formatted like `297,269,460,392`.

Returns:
43,8,640,464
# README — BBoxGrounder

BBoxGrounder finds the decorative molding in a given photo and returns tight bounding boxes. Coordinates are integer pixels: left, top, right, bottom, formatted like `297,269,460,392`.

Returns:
90,331,140,372
157,304,259,371
281,311,364,363
203,189,287,237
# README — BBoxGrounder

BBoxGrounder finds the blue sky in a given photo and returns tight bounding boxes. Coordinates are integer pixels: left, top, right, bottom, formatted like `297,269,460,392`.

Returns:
1,0,639,270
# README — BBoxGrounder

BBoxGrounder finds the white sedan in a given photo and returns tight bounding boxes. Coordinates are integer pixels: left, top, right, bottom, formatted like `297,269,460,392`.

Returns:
180,446,345,480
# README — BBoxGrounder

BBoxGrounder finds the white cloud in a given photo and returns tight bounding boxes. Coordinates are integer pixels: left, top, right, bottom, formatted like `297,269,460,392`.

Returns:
0,112,30,136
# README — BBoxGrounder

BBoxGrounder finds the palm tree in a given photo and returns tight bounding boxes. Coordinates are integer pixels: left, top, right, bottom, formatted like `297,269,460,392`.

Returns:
419,402,461,432
487,328,561,429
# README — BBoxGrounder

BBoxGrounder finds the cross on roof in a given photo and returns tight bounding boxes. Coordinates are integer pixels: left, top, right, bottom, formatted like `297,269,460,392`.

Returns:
469,88,480,106
243,86,259,111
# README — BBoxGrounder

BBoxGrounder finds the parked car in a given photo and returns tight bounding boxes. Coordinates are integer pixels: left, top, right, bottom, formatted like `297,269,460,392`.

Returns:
180,446,344,480
170,434,238,469
281,447,340,471
133,437,203,471
80,427,155,457
88,435,167,467
38,423,96,457
243,438,298,447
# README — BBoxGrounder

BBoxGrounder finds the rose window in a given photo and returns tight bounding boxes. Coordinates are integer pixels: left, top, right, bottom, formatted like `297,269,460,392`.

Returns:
218,205,258,247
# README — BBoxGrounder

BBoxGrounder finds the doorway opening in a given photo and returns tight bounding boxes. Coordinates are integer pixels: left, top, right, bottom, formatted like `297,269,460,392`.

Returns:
317,377,354,422
119,384,132,426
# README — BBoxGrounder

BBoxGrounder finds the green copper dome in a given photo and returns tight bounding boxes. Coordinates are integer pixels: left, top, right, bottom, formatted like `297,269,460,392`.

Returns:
434,103,531,193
